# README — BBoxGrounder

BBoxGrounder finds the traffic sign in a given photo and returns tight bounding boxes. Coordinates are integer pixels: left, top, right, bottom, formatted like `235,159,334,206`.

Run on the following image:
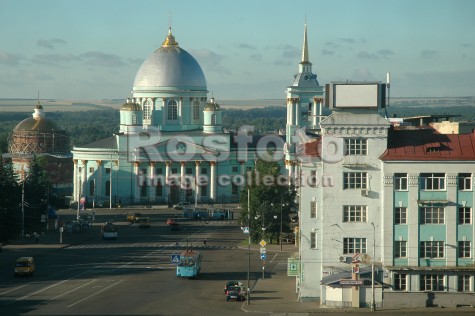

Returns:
259,239,267,247
260,247,266,254
352,253,362,264
171,254,181,264
352,264,360,274
260,253,267,260
287,258,300,276
340,280,363,285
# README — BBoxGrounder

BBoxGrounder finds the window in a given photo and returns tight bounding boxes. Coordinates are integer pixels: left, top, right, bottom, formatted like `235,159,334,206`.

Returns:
105,168,111,174
343,238,367,254
310,201,317,218
186,168,192,174
89,167,94,173
394,173,408,190
420,241,444,258
420,274,444,291
232,166,238,173
105,180,110,196
156,180,163,197
141,168,147,175
420,173,445,190
420,206,445,224
343,172,367,189
459,207,472,224
310,232,317,249
132,113,137,125
172,168,177,174
458,275,471,292
140,183,147,197
193,101,200,121
345,138,367,155
211,113,216,125
395,207,407,224
89,180,95,196
459,241,471,258
201,168,208,175
232,183,239,195
458,173,472,191
156,168,163,175
167,100,178,120
309,170,317,187
201,184,208,196
343,205,367,222
394,273,407,291
395,241,407,258
144,99,152,120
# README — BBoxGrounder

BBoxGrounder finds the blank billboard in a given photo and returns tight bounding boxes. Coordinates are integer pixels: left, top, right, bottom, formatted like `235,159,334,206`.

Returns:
325,82,386,109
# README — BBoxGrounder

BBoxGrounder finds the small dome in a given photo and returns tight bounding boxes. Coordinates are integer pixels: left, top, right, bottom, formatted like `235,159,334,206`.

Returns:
133,28,207,90
204,98,221,111
121,99,142,111
14,117,63,132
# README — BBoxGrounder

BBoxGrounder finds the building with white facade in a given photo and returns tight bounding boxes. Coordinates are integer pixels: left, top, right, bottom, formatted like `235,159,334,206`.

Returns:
297,82,475,308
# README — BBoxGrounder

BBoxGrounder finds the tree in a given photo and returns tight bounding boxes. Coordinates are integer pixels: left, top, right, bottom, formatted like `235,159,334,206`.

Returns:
23,155,51,235
0,155,21,241
239,159,296,244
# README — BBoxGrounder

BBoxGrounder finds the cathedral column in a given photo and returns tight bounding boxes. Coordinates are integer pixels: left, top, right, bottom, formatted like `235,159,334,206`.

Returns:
133,161,140,203
73,159,78,201
81,160,88,198
165,161,171,202
295,99,300,126
180,161,186,190
210,161,217,201
178,97,183,125
162,98,166,125
149,162,156,202
96,160,102,199
195,161,201,204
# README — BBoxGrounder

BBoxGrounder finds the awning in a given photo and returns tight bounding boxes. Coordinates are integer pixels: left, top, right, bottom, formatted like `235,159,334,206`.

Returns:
417,200,449,206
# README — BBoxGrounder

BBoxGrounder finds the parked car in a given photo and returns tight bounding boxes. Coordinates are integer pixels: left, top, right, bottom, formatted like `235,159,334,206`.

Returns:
173,202,190,210
14,257,35,277
224,280,243,293
138,217,150,229
225,285,247,301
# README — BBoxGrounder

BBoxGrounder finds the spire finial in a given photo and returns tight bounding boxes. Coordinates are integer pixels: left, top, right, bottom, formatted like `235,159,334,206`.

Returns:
302,22,309,63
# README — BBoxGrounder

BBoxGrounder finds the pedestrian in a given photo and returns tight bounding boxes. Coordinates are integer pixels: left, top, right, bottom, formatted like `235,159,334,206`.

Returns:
203,238,207,247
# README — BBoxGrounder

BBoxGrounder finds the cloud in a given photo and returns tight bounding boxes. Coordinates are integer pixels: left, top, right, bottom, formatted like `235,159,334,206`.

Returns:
377,49,394,58
31,53,80,66
80,51,127,67
37,38,67,49
249,53,263,61
351,67,376,81
238,43,256,50
321,49,335,56
356,51,379,59
324,41,340,49
421,50,437,59
190,49,231,75
0,50,24,66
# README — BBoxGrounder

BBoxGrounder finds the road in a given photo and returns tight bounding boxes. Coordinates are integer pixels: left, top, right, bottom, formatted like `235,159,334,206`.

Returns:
0,207,272,316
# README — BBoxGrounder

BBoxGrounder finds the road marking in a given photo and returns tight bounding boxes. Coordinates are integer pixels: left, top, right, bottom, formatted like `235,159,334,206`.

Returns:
48,279,96,301
67,279,124,308
0,284,29,296
16,279,71,301
269,253,278,263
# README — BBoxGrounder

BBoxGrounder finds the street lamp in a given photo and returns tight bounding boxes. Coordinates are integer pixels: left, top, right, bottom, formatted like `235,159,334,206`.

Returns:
247,189,251,305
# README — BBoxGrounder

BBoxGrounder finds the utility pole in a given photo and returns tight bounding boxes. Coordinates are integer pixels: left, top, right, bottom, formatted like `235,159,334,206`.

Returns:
247,189,251,305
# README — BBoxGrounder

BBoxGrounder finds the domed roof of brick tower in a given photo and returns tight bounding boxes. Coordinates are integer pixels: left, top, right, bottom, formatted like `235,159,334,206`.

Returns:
13,102,64,132
133,27,207,91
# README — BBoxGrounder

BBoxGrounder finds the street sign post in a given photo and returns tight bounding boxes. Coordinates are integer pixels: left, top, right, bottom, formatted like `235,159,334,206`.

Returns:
260,253,267,260
171,254,181,264
260,247,266,254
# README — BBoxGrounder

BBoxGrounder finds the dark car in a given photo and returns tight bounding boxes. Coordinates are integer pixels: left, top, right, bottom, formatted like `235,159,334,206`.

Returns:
224,280,243,293
225,285,246,301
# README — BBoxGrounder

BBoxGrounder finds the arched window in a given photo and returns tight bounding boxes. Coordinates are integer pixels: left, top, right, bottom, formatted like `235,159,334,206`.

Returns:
132,113,137,125
167,100,178,120
211,113,216,125
193,100,200,121
144,99,153,120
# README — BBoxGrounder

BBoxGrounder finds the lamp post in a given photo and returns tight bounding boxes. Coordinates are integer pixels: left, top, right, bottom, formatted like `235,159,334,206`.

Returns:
371,222,376,312
21,178,25,239
247,189,251,305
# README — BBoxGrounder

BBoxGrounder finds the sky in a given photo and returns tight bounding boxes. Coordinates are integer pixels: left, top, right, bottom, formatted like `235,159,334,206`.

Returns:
0,0,474,100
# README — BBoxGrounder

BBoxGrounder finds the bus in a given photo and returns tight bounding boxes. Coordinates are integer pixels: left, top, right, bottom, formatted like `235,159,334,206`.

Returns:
176,250,202,278
101,222,118,240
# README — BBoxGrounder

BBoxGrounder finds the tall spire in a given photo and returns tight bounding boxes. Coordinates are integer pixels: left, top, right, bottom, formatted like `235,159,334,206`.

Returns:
301,22,309,63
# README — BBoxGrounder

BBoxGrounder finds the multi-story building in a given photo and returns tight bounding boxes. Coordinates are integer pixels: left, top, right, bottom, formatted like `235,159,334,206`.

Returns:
297,82,475,308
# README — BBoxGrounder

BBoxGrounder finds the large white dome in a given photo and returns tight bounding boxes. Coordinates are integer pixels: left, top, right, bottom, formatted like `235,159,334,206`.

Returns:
133,28,207,91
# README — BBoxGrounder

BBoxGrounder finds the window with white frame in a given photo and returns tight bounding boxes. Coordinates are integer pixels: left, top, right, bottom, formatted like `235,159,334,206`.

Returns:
309,170,317,187
310,232,317,249
420,274,444,291
395,241,407,258
345,138,367,155
343,237,367,254
420,173,445,190
343,172,367,189
420,241,444,258
459,207,472,224
394,273,407,291
343,205,367,222
395,207,407,224
458,275,471,292
420,206,445,224
458,173,472,191
193,100,200,121
394,173,408,190
144,99,152,121
310,201,317,218
458,241,471,258
167,100,178,120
